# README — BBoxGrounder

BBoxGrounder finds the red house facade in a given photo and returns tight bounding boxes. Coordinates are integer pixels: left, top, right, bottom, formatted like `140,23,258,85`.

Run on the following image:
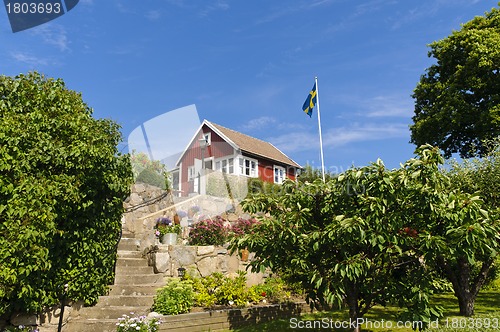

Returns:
173,120,302,196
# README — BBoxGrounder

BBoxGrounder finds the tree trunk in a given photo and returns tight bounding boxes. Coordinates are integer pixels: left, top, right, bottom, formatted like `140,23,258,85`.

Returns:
346,281,362,332
457,292,475,317
440,257,492,317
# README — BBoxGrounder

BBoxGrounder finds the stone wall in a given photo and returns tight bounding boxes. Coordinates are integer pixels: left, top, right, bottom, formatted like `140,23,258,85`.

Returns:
148,244,265,285
122,183,173,235
0,301,84,332
123,182,249,254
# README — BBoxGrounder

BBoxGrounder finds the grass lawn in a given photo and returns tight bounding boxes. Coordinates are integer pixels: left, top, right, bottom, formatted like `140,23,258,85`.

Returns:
225,291,500,332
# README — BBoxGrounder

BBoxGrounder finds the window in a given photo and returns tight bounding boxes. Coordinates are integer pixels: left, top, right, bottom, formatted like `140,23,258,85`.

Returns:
203,132,211,146
215,157,234,174
188,166,195,180
274,166,286,184
239,157,258,177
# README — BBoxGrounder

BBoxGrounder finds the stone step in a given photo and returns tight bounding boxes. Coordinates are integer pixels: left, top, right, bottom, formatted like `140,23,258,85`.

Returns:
95,295,155,307
117,250,143,259
63,318,118,332
108,284,161,296
77,305,151,319
117,238,141,251
115,265,154,274
121,231,135,238
115,257,148,267
114,273,166,285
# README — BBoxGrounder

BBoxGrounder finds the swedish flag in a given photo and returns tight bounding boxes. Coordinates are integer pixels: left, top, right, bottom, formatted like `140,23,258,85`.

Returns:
302,83,317,117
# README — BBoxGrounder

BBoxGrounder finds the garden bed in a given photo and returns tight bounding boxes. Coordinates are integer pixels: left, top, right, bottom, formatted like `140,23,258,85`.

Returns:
156,301,311,332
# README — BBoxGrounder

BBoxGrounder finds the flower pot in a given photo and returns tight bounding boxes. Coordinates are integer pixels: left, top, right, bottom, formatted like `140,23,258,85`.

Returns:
161,233,178,245
240,248,249,262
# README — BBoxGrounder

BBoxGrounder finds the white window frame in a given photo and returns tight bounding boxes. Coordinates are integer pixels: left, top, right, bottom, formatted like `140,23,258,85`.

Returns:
215,157,234,174
187,166,195,181
204,157,214,170
203,132,211,146
239,156,258,178
274,165,286,184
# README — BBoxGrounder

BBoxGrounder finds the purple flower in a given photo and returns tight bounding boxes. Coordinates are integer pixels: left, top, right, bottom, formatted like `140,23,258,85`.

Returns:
156,217,172,226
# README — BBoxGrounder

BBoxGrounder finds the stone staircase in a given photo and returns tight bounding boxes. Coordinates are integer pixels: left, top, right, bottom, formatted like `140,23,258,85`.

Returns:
63,232,165,332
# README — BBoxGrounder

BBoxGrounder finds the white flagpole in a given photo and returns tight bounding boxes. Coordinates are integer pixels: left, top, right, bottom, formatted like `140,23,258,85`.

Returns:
315,76,326,182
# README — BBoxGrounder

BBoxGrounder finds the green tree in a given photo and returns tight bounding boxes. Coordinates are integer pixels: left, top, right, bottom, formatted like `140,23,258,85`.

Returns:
130,151,170,189
231,147,439,331
297,164,334,183
231,145,500,329
441,138,500,316
0,72,133,316
410,6,500,158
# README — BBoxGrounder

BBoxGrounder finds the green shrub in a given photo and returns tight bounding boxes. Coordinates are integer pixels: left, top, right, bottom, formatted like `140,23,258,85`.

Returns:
183,272,218,307
0,72,133,316
136,168,168,189
178,272,303,311
214,271,250,306
152,279,193,315
252,276,291,303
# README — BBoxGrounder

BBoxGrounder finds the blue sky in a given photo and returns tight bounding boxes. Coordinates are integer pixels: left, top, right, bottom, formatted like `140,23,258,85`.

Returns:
1,0,497,173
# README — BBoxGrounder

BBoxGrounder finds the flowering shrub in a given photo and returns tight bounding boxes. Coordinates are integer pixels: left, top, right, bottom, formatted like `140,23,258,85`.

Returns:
155,217,181,237
189,216,229,246
230,218,260,237
3,326,39,332
182,272,297,308
116,313,160,332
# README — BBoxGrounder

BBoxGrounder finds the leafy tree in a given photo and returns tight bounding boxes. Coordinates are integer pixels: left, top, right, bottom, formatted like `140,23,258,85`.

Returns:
297,164,334,183
441,138,500,315
231,145,500,330
410,6,500,158
0,72,133,316
130,151,170,189
232,147,437,330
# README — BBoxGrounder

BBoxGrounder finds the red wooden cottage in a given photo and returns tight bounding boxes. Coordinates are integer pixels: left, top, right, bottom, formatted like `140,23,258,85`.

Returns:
173,120,302,196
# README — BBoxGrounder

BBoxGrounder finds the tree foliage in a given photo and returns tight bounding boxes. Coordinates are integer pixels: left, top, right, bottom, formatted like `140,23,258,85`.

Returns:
130,151,170,189
230,146,500,330
0,72,133,316
297,164,334,183
410,6,500,158
443,138,500,315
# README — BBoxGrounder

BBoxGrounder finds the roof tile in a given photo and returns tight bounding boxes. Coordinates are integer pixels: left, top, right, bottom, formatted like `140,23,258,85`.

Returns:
208,121,301,168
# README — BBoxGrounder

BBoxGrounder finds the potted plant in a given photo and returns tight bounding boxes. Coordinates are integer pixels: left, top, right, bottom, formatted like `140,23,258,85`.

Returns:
155,217,182,245
230,218,259,262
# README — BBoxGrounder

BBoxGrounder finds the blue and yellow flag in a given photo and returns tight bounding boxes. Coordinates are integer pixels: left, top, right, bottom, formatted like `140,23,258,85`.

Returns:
302,83,317,117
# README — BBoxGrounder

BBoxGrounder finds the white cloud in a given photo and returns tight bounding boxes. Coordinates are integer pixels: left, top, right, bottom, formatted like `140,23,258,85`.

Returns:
31,24,69,52
10,52,50,66
240,116,277,131
269,123,409,153
199,0,230,17
363,95,413,118
256,0,334,24
334,93,413,118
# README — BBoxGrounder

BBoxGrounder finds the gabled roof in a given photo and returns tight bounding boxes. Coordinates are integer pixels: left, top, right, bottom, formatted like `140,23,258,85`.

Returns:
176,120,301,168
207,121,302,168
